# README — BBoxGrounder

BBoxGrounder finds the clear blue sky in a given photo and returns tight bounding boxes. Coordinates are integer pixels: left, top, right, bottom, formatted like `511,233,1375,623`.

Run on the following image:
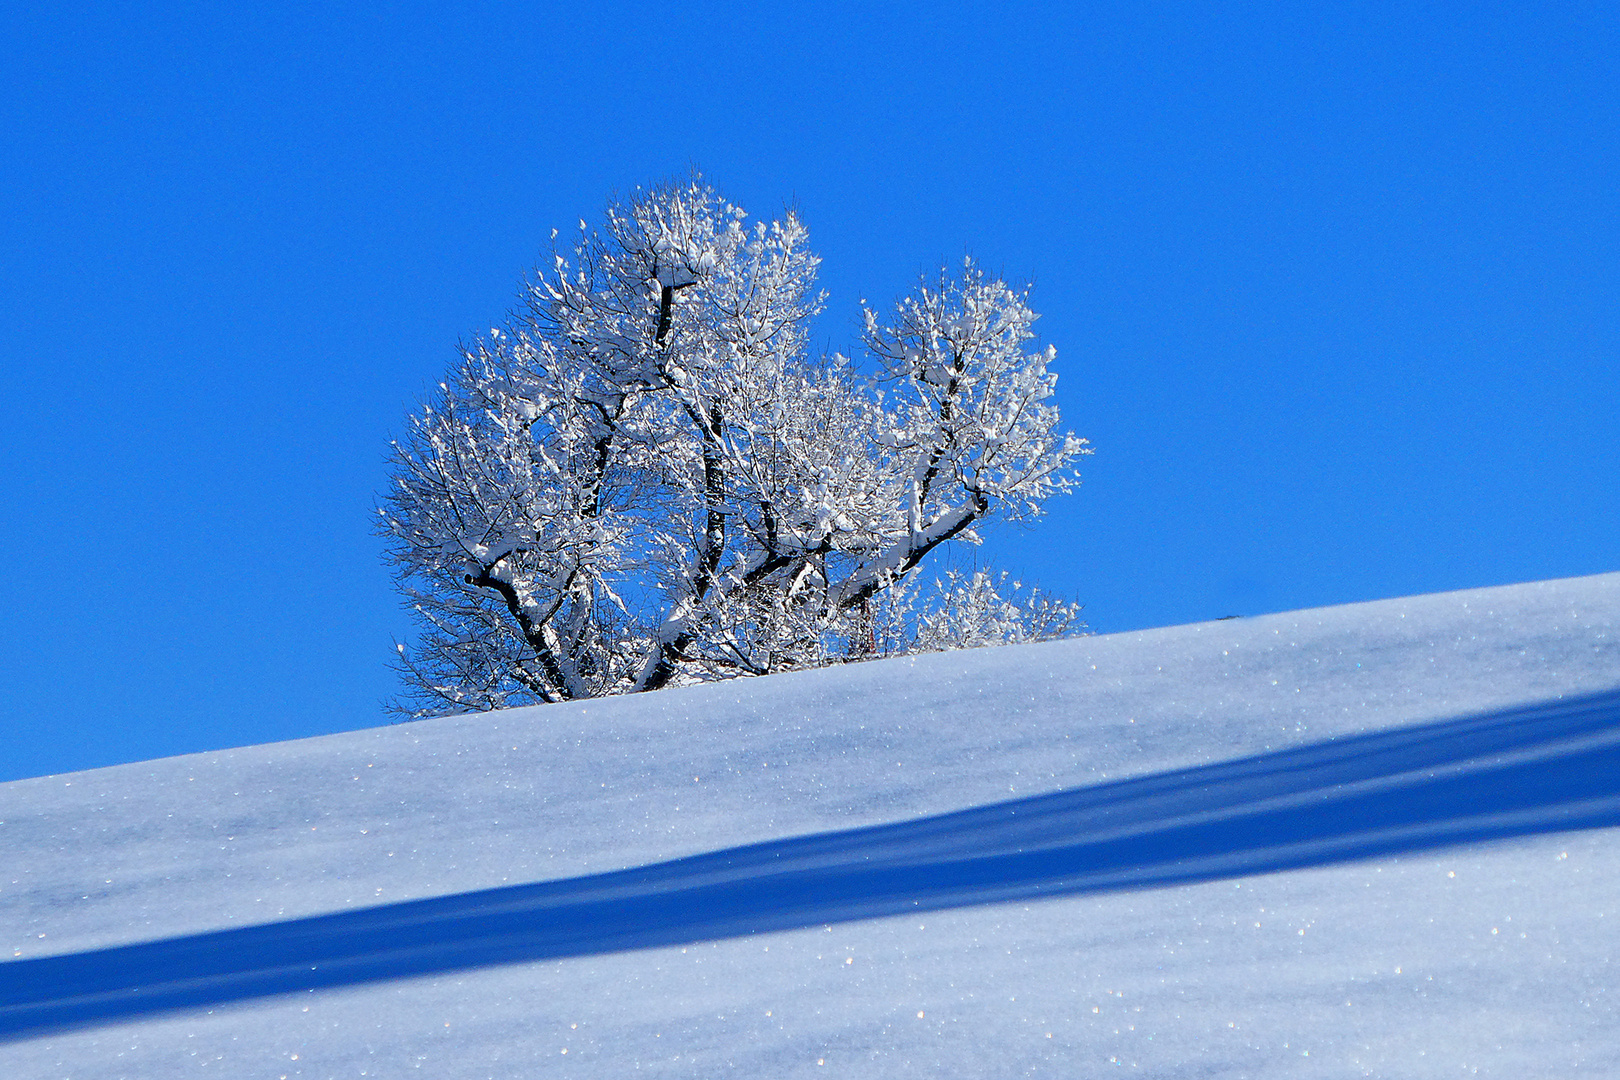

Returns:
2,2,1616,782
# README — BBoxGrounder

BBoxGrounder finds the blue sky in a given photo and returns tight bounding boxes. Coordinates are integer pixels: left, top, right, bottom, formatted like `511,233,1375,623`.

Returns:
2,1,1616,781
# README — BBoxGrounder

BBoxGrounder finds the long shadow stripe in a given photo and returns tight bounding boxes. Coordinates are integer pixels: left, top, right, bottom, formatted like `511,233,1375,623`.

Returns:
4,689,1619,1041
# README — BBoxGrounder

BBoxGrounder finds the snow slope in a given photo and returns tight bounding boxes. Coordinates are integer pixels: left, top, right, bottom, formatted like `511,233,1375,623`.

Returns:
2,572,1618,1077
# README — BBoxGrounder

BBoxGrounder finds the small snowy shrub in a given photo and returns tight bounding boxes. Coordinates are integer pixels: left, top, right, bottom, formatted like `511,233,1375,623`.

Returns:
379,177,1090,716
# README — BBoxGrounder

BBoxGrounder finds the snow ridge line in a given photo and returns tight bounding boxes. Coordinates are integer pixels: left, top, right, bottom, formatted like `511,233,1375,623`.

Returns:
3,689,1619,1042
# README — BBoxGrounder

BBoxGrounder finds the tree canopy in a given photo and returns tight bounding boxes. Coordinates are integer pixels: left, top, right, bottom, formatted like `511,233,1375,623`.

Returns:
379,178,1090,716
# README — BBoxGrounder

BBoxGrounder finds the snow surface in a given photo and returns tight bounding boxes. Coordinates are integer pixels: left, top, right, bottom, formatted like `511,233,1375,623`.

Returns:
2,572,1618,1077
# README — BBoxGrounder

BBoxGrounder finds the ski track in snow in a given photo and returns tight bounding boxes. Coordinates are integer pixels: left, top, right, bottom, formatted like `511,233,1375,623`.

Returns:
1,572,1618,1077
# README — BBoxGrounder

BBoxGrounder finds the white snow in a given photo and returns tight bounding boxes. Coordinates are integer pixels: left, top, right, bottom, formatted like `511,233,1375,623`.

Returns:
2,572,1618,1077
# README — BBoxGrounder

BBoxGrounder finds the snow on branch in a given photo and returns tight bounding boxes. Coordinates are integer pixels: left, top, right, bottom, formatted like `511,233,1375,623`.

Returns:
378,178,1090,716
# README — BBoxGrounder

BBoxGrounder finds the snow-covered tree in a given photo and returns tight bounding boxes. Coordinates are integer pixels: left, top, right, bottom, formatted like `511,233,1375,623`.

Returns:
379,178,1091,716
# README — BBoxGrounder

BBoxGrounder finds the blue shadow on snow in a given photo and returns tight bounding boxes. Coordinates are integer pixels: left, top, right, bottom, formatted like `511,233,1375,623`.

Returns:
4,689,1620,1041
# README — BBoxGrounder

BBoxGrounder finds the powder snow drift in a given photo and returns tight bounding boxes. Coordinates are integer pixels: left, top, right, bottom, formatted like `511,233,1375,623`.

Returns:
2,572,1617,1077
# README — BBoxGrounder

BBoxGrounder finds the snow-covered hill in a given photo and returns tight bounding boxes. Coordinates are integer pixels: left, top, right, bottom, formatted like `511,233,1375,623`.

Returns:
3,573,1618,1078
